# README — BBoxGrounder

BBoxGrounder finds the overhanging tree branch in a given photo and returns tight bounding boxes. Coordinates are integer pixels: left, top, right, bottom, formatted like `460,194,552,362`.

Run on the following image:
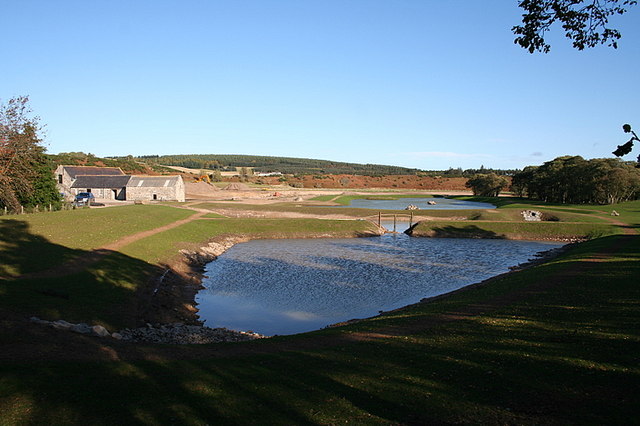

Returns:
514,0,637,53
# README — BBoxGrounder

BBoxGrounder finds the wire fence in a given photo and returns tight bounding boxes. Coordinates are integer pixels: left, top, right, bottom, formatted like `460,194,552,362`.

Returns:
0,202,82,216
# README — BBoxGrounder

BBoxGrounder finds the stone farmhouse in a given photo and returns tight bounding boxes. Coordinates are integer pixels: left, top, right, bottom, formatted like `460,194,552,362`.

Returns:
55,165,185,202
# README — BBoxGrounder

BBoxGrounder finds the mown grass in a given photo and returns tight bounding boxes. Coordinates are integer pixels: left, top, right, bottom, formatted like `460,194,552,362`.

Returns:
192,201,479,219
120,218,380,264
193,197,637,229
0,205,194,250
1,198,638,424
0,253,155,329
407,198,639,239
0,212,379,329
0,205,194,276
1,235,638,424
309,194,340,202
409,221,621,240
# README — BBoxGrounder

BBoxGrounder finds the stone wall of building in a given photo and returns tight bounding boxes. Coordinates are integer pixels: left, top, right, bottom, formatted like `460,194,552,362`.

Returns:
126,177,185,202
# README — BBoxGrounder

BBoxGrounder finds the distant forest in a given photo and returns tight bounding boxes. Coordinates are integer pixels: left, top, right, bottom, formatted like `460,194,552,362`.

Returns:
134,154,517,177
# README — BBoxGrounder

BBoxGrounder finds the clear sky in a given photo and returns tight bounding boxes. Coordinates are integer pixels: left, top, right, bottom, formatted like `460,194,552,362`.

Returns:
3,0,639,170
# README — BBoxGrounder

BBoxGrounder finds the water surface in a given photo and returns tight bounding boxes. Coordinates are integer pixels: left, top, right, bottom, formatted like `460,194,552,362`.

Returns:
197,235,560,336
338,197,495,210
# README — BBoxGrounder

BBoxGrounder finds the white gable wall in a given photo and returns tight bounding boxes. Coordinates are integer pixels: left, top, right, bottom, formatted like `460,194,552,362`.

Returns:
125,176,185,202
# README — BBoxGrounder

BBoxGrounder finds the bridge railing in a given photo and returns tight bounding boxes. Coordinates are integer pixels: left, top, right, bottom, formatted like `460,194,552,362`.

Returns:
370,211,416,233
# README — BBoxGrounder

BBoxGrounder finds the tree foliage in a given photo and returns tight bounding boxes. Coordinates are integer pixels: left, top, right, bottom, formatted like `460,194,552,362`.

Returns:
0,96,59,210
613,123,640,165
514,0,637,53
465,173,510,197
512,155,640,204
136,154,422,176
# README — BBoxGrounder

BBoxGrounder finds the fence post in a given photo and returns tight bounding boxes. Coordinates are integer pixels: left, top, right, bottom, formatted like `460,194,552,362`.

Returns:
410,212,413,228
378,212,381,227
393,214,397,232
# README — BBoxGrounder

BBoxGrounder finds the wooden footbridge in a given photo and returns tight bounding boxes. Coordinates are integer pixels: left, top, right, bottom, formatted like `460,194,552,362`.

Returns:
372,211,416,233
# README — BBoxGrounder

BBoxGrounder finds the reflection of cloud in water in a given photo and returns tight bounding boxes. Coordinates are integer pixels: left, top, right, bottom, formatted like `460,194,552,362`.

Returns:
199,237,562,335
282,311,319,321
330,280,363,289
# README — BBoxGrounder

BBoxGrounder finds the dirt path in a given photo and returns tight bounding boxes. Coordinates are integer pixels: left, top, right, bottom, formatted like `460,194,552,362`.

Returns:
16,209,209,280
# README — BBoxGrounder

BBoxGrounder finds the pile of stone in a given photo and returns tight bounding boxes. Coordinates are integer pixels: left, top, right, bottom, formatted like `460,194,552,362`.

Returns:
29,317,265,344
180,237,247,267
508,246,567,271
521,210,542,221
117,323,265,344
30,317,121,339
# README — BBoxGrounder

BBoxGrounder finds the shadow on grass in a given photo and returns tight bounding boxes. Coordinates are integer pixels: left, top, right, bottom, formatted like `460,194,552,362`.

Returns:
407,224,506,239
0,219,165,329
0,219,86,278
0,232,638,424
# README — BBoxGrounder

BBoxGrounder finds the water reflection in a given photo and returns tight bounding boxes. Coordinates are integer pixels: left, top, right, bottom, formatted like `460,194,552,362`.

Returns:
197,236,561,336
336,197,496,210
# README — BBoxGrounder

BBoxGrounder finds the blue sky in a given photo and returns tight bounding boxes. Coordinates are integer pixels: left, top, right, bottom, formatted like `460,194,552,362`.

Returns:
3,0,639,170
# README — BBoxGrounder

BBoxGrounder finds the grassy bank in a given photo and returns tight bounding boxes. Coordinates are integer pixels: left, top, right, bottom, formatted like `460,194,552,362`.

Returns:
192,201,481,218
407,220,620,240
405,198,639,240
1,199,639,424
120,217,380,265
0,207,380,329
1,234,638,424
0,205,194,276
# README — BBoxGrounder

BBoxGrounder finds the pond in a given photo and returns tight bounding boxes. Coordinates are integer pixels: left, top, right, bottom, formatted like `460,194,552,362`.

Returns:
197,235,561,336
336,197,496,210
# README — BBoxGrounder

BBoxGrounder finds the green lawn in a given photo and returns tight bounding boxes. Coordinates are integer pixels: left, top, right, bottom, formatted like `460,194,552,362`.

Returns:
408,220,621,240
408,198,639,239
120,218,380,264
0,205,194,276
192,201,483,219
1,234,638,424
1,198,639,424
0,213,379,329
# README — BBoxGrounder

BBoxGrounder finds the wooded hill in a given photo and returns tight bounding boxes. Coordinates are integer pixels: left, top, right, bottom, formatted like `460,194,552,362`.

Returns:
47,152,174,175
135,154,422,176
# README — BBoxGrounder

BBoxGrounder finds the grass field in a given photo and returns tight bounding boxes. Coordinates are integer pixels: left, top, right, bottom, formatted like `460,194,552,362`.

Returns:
0,207,380,329
0,205,194,276
1,234,638,424
408,220,621,240
120,217,380,264
0,198,638,424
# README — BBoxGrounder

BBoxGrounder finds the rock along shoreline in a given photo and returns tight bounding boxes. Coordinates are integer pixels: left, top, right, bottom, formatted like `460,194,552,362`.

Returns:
30,227,571,345
139,229,384,343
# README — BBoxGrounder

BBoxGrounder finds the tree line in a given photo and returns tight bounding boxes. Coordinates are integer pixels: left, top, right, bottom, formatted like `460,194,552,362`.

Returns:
135,154,423,176
135,154,523,177
511,156,640,204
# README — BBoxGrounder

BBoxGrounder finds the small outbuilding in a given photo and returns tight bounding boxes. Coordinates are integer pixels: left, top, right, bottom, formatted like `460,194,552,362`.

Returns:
126,176,185,202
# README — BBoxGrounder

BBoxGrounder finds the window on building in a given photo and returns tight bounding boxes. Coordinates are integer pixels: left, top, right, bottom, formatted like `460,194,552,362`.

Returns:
58,174,63,184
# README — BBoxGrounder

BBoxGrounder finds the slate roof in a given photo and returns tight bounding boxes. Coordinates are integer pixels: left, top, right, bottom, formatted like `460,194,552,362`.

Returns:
64,166,124,178
71,175,132,188
127,176,182,188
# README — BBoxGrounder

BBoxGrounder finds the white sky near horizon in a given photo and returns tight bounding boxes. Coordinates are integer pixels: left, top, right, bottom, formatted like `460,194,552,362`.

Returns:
3,0,639,171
